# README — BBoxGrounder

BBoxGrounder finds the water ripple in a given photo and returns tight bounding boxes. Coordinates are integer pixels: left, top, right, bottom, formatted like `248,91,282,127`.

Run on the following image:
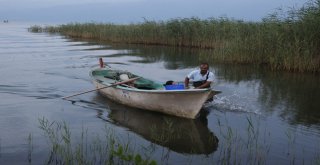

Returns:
208,95,262,115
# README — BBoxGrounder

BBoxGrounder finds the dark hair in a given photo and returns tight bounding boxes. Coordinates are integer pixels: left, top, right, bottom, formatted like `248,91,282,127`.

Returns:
200,62,209,68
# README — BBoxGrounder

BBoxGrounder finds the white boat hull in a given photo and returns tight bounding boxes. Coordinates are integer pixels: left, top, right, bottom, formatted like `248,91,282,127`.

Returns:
90,67,221,119
93,81,212,119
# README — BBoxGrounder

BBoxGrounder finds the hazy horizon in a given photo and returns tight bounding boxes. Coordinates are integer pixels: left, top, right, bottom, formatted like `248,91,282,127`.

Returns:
0,0,308,24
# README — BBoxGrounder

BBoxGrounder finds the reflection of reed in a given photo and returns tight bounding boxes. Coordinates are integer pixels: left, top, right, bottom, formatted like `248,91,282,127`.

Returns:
93,94,218,154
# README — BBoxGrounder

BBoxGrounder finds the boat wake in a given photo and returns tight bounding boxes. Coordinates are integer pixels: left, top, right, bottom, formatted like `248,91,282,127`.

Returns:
205,94,261,115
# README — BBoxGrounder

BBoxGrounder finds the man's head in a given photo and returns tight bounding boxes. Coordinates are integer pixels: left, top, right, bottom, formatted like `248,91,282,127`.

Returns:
200,62,209,74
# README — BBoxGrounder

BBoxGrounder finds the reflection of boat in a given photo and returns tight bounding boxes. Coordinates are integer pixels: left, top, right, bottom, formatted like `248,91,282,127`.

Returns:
90,62,221,119
100,98,219,154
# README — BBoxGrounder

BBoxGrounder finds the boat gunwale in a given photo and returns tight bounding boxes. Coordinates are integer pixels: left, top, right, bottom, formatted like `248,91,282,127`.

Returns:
89,66,221,94
90,67,219,94
92,79,212,94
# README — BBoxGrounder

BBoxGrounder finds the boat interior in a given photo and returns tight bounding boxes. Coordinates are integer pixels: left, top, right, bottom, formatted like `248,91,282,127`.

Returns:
92,69,165,90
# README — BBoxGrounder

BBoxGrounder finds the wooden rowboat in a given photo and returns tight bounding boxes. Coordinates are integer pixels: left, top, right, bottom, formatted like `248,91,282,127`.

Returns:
90,66,221,119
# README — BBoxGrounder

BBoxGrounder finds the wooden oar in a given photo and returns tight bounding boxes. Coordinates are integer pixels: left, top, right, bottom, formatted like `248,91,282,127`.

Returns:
62,77,140,100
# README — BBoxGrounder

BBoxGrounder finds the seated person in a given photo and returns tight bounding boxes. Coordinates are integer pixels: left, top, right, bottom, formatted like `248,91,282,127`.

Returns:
184,62,214,89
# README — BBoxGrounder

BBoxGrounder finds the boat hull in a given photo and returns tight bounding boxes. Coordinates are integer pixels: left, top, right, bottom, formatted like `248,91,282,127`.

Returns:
93,81,212,119
90,67,221,119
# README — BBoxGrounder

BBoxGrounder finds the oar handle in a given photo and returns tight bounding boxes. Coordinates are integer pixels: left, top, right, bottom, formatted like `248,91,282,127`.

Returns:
62,77,140,100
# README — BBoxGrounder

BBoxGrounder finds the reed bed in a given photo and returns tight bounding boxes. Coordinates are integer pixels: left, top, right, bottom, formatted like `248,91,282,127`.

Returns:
35,117,157,165
29,0,320,72
28,116,320,164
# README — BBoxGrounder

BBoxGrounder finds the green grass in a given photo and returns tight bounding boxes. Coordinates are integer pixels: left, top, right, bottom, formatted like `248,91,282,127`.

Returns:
29,0,320,72
35,117,157,165
22,115,320,164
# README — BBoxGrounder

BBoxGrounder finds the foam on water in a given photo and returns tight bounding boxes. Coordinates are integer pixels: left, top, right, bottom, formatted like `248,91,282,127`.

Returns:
206,94,262,115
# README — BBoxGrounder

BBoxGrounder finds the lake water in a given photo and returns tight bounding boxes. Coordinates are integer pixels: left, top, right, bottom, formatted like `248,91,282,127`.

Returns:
1,22,320,164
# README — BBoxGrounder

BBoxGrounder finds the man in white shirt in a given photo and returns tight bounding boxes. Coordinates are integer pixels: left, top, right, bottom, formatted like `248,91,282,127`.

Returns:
184,62,214,89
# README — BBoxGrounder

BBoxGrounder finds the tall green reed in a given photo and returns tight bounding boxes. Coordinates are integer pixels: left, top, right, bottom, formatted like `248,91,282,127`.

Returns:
29,0,320,72
37,117,156,165
27,133,33,164
216,115,271,165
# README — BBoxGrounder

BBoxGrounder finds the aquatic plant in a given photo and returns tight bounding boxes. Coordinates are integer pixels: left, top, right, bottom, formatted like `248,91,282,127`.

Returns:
215,115,272,165
37,117,156,165
28,0,320,72
27,133,33,164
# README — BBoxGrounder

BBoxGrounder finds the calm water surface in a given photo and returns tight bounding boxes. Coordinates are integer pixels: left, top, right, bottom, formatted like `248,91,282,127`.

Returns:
1,22,320,164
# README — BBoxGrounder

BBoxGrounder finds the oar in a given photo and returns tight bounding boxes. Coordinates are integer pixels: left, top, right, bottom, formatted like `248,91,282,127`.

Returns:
61,77,140,100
